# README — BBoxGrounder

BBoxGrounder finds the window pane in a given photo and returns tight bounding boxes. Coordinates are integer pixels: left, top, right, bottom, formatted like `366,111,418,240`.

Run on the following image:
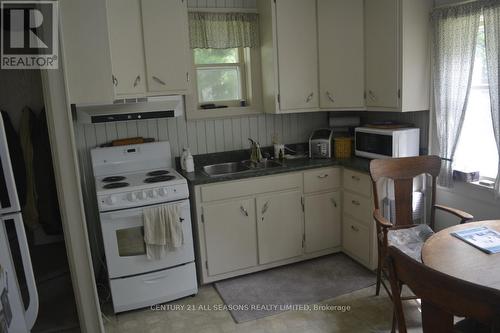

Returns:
194,48,238,64
196,67,242,102
454,20,498,179
471,22,488,86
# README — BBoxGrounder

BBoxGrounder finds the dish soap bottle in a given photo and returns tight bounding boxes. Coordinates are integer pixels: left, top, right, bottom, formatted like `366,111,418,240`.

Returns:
180,148,189,171
185,150,195,173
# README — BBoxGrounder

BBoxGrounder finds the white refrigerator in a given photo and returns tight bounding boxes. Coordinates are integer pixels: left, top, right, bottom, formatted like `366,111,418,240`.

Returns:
0,116,38,332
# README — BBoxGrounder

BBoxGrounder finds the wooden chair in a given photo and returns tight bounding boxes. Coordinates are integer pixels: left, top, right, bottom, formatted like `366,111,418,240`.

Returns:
387,245,500,333
369,155,474,298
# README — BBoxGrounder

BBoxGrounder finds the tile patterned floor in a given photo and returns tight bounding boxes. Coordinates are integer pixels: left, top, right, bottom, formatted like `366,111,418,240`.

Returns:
103,285,423,333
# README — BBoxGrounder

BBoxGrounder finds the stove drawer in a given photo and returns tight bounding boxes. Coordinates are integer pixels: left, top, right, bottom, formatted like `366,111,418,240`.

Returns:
110,262,198,313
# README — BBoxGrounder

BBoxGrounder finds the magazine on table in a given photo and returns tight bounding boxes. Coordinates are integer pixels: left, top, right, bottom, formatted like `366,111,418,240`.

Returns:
451,227,500,254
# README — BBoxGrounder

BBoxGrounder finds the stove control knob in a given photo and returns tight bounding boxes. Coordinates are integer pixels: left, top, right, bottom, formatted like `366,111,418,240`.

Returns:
159,188,168,197
106,195,117,205
127,192,137,202
149,189,158,198
138,191,147,200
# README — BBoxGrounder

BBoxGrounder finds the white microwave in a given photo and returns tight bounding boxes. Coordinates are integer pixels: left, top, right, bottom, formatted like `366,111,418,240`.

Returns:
354,127,420,159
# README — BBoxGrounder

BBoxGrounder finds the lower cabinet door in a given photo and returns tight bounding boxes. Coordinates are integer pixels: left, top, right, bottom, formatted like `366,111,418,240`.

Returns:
304,191,341,253
342,216,370,264
203,199,258,276
257,190,304,264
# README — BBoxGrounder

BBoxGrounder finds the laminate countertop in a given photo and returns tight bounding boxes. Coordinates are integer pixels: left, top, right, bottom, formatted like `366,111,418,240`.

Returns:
180,148,371,186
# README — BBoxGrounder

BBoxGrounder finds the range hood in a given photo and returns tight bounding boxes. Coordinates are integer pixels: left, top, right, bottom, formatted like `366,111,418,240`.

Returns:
75,95,184,124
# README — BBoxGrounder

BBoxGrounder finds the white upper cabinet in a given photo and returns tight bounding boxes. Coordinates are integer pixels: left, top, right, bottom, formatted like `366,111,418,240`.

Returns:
258,0,319,113
107,0,147,97
60,0,115,105
275,0,319,112
318,0,364,110
141,0,190,95
365,0,432,111
61,0,190,104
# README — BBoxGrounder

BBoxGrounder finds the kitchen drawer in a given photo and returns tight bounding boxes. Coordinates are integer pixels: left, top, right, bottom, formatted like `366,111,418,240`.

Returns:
343,191,372,223
343,217,370,264
303,167,341,193
200,173,302,202
343,169,372,196
109,262,197,312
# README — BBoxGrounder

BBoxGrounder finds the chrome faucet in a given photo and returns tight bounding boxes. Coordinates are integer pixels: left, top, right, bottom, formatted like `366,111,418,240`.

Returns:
248,138,263,164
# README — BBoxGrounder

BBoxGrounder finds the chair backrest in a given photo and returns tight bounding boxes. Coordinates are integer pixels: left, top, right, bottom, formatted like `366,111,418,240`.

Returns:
388,246,500,331
369,155,441,228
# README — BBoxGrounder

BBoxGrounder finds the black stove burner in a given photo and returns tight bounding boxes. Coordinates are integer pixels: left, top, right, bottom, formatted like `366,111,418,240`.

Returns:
103,182,129,189
144,175,175,183
147,170,170,177
102,176,126,183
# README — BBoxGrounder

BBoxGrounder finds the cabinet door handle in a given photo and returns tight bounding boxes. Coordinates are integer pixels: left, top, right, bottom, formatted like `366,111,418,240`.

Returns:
306,92,314,103
368,90,376,101
351,225,359,232
112,75,118,87
240,206,249,217
152,76,166,85
326,91,335,103
317,174,329,179
261,201,269,215
351,200,360,206
330,198,337,207
133,75,141,87
351,175,360,181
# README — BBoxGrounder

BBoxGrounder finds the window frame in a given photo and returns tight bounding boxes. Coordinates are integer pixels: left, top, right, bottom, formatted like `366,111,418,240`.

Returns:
186,47,263,120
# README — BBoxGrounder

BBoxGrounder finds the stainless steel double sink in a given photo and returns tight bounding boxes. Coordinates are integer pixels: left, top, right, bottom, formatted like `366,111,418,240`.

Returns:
202,160,284,177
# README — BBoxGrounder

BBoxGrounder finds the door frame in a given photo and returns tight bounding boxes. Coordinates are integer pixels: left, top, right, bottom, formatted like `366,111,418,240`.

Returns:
40,66,104,332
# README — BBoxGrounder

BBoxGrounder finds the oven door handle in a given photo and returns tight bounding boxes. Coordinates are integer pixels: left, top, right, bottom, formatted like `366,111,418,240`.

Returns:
107,210,143,220
105,202,187,221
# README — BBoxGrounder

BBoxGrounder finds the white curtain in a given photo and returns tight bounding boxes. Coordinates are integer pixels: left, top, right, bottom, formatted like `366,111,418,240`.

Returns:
484,3,500,198
432,4,481,187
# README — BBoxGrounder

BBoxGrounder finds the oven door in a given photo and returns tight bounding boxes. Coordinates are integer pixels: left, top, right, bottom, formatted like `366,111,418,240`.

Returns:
100,199,194,279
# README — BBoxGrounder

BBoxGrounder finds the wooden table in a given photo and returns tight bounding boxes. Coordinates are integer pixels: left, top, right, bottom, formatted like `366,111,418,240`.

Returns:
420,220,500,331
422,220,500,291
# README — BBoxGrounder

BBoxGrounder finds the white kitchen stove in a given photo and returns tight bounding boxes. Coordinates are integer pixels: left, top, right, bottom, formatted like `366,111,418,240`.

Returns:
91,142,198,313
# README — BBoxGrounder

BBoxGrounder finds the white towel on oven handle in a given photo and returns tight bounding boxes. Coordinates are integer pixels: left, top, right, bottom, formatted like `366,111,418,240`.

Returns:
143,203,184,260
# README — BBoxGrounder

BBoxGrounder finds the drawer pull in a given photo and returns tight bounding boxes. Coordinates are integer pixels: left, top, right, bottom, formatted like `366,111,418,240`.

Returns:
351,225,359,232
240,206,249,217
317,174,329,179
351,175,360,181
330,198,337,207
351,200,360,206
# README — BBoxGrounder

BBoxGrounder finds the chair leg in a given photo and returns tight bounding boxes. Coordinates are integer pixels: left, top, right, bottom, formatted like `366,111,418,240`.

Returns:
391,308,397,333
376,251,382,296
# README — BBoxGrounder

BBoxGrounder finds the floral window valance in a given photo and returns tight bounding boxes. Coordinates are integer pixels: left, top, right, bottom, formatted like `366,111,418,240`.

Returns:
188,12,259,49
